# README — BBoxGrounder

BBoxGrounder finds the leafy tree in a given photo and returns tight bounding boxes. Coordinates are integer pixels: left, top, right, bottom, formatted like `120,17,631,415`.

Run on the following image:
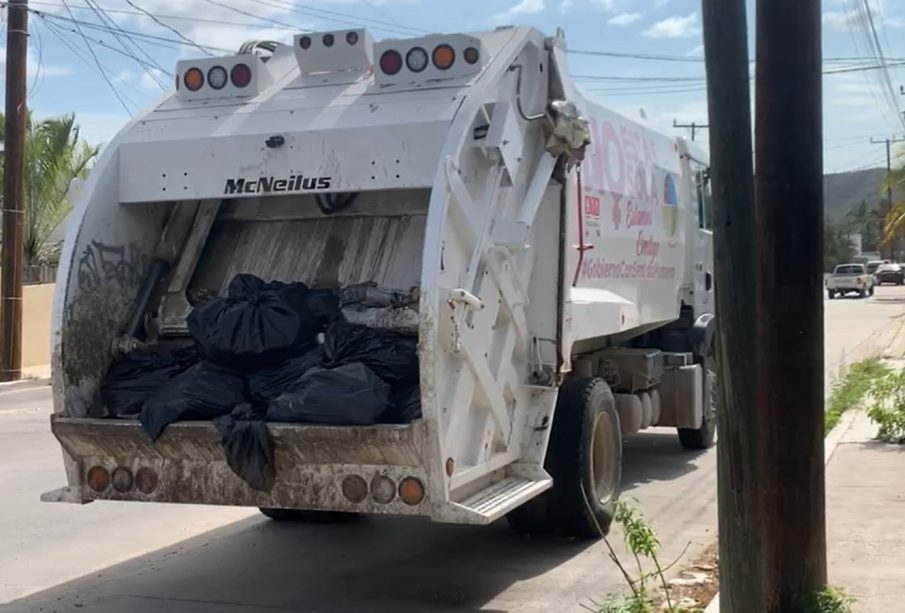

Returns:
0,112,99,274
824,220,855,272
843,199,881,253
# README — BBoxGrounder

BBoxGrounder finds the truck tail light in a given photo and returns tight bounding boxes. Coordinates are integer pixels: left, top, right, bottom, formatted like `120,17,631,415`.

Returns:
398,477,425,506
207,65,228,90
183,67,204,91
230,63,252,88
112,467,133,493
346,31,359,45
87,466,110,492
135,467,159,494
406,47,428,73
432,44,455,70
370,475,396,504
464,46,480,65
379,50,403,75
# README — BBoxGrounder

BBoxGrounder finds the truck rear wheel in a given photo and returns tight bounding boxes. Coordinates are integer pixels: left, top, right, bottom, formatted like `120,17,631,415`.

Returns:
258,508,359,523
506,377,622,539
827,290,836,299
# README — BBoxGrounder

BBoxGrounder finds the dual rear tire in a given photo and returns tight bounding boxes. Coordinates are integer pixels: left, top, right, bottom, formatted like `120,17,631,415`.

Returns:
506,377,622,539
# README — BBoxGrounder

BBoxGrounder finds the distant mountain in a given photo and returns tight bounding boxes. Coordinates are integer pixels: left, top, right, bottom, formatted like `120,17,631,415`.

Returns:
824,168,888,221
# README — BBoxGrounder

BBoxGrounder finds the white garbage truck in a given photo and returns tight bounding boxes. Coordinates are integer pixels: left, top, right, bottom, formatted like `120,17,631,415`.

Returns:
44,26,715,539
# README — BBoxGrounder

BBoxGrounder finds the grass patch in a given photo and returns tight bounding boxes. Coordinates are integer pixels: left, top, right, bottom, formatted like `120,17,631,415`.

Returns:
826,358,891,434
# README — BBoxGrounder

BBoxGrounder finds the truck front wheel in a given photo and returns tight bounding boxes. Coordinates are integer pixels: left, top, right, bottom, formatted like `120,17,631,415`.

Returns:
506,377,622,539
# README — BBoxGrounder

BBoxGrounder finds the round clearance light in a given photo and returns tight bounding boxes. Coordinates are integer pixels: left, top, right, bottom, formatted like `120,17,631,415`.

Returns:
112,467,134,493
398,477,425,506
230,63,252,88
207,65,228,90
135,467,159,495
432,44,455,70
346,31,359,45
341,475,368,503
183,67,204,92
370,475,396,504
379,49,403,76
406,47,429,73
464,46,480,65
87,466,110,493
323,33,335,47
299,36,312,50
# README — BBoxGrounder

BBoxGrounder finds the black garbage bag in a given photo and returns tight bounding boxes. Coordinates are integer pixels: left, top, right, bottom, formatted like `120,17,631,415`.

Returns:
385,384,422,424
140,361,247,441
187,274,317,368
267,363,391,425
248,346,324,405
306,288,343,328
322,320,419,385
101,346,199,417
215,404,274,492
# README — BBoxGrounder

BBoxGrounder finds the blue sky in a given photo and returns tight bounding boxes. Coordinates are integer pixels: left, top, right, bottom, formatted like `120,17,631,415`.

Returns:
2,0,904,174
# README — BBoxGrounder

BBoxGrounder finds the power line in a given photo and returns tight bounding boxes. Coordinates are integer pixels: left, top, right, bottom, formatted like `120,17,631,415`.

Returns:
122,0,212,56
243,0,421,37
58,0,131,114
36,15,155,106
34,10,234,53
201,0,306,33
83,0,168,90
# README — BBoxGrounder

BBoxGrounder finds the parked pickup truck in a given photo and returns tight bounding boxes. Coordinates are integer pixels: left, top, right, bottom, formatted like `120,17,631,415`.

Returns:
827,263,874,299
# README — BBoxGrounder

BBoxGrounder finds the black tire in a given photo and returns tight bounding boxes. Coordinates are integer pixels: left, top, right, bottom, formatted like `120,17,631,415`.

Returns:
506,377,622,539
258,508,359,523
677,367,717,450
869,286,875,297
828,290,836,299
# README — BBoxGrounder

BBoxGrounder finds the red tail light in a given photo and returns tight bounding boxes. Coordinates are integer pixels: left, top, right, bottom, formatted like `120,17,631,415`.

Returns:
379,50,403,75
87,466,110,492
230,63,252,88
432,44,455,70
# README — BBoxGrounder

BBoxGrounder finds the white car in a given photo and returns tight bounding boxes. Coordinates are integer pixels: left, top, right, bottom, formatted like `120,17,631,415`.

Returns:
826,263,875,299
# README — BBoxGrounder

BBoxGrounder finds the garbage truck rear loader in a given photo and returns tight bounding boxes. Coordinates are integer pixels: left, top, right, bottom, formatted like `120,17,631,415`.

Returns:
44,26,714,538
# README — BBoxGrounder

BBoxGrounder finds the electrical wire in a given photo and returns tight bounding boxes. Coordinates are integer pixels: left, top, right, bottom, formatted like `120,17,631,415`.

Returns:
58,0,132,114
37,15,148,110
243,0,420,37
83,0,168,90
201,0,307,34
123,0,213,56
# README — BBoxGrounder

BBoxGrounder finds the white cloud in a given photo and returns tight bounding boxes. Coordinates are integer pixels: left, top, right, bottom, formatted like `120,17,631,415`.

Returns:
654,0,672,7
642,12,700,38
608,12,642,26
72,112,132,147
497,0,545,19
561,0,575,11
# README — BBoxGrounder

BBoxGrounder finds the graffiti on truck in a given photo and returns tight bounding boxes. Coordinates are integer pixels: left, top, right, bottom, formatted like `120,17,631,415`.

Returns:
77,240,149,292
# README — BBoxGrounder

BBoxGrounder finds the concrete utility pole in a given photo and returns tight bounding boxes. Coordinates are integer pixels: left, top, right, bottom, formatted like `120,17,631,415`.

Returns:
755,0,827,609
1,0,28,382
672,119,709,142
700,0,760,610
870,135,905,259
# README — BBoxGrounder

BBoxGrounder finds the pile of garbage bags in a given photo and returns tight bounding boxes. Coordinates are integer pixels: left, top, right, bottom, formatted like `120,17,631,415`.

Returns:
100,274,421,491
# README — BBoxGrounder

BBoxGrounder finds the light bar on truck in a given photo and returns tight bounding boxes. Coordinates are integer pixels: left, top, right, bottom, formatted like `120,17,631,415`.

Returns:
294,28,374,77
175,54,273,102
373,34,487,86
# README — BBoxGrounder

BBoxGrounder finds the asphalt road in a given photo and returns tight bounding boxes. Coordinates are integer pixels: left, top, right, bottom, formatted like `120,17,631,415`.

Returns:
2,285,904,613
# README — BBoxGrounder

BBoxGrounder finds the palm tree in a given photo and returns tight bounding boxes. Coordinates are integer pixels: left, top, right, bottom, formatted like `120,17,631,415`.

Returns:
0,113,100,274
883,164,905,252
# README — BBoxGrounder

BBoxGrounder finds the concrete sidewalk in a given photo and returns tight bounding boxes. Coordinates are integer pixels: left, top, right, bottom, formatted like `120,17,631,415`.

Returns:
826,410,904,613
0,365,51,393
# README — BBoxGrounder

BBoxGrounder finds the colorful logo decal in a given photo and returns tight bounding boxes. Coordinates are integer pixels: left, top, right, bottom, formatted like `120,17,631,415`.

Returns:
662,173,679,238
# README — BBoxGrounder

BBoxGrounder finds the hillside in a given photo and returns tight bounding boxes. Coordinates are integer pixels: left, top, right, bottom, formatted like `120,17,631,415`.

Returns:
824,167,888,220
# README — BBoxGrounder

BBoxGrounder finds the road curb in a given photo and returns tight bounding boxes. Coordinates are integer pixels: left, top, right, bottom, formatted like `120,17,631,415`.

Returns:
0,377,51,393
701,407,862,612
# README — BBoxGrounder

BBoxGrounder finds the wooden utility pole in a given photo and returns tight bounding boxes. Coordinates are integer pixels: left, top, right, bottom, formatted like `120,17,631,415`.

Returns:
672,119,709,142
756,0,827,609
701,0,760,610
1,0,28,382
870,136,905,259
